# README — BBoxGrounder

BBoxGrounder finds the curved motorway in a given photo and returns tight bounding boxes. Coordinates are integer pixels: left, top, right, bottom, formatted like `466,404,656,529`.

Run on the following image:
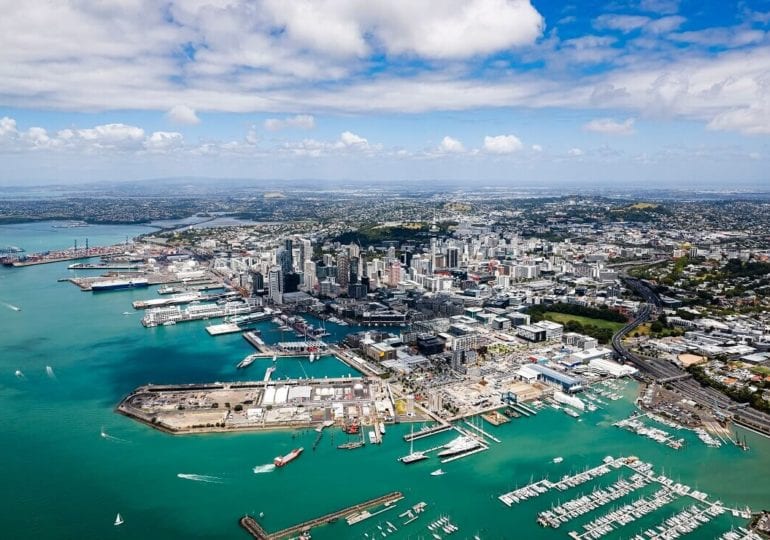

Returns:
612,277,770,437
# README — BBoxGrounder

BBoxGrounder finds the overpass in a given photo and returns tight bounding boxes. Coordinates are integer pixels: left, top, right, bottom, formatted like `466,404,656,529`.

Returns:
611,277,770,437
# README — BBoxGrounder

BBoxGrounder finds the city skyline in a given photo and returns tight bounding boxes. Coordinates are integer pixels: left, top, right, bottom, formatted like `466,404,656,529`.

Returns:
1,0,770,185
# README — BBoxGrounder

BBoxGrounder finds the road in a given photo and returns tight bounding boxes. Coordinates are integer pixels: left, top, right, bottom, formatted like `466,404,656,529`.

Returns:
612,277,770,437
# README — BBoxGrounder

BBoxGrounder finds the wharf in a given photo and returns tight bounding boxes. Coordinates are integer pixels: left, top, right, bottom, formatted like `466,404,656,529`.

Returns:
244,332,274,353
481,410,510,426
207,323,242,336
239,491,404,540
403,423,452,442
10,246,126,267
68,262,143,270
463,420,501,443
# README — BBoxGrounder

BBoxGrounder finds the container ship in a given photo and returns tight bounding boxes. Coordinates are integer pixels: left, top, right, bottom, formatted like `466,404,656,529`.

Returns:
91,278,149,292
274,447,303,467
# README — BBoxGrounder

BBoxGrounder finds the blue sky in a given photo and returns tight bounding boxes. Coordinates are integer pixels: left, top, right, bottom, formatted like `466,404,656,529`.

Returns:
1,0,769,186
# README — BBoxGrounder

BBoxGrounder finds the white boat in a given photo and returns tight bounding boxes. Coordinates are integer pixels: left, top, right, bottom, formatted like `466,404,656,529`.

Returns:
309,352,315,362
437,436,481,457
272,355,277,362
237,353,259,369
14,369,24,378
399,425,428,464
114,513,124,526
430,469,446,476
553,457,564,464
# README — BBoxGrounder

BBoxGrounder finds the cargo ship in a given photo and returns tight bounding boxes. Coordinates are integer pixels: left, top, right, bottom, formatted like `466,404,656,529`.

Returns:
91,278,149,292
274,447,303,467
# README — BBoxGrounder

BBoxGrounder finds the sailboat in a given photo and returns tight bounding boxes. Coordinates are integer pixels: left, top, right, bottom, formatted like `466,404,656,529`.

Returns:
399,425,428,464
114,513,124,526
430,468,446,476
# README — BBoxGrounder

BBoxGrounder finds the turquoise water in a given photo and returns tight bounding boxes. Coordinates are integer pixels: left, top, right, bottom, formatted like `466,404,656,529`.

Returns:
1,223,769,539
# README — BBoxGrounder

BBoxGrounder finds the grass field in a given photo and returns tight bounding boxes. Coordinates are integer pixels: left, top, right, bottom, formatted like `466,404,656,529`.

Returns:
543,312,625,332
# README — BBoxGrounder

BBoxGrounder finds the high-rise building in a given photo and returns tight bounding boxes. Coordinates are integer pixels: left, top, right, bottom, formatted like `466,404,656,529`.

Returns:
268,266,283,304
276,246,292,275
388,261,401,287
303,260,317,290
446,247,459,269
337,253,350,289
250,270,264,295
299,237,312,264
283,272,300,293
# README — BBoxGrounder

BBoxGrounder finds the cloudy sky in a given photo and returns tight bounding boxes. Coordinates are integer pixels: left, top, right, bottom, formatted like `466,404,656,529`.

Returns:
1,0,770,187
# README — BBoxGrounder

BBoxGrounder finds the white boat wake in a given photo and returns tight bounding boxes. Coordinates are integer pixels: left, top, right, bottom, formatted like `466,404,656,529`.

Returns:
45,366,56,379
100,428,130,443
2,302,21,312
177,473,224,483
122,311,134,316
252,464,276,474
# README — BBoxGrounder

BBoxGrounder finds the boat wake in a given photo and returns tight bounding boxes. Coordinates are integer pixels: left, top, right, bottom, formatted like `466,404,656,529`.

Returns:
252,464,276,474
1,301,21,312
177,473,224,483
45,366,56,379
122,311,134,316
100,428,130,443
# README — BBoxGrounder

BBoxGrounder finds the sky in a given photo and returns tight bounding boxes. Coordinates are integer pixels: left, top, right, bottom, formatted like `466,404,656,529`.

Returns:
1,0,770,187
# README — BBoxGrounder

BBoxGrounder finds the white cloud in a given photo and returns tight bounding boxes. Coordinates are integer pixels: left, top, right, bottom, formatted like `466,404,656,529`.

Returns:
568,147,584,156
144,131,184,152
707,107,770,135
483,134,523,153
0,117,18,137
594,14,651,33
339,131,368,147
583,117,636,135
264,114,316,131
532,144,543,152
166,105,201,125
438,136,465,153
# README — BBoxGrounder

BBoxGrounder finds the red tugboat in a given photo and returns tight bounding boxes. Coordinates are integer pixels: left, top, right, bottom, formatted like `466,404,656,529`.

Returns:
274,447,303,467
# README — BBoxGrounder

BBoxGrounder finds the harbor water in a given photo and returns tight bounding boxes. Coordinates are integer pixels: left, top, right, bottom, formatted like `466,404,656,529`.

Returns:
1,222,769,539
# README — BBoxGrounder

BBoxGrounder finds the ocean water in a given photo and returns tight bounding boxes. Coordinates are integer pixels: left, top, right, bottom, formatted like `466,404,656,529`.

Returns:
1,222,768,540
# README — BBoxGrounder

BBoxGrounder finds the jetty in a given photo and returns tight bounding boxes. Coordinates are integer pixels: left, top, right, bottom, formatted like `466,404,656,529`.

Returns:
239,491,404,539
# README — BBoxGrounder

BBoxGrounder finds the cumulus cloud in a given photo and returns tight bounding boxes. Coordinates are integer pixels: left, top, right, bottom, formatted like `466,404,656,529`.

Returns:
339,131,368,147
166,105,201,125
483,134,523,153
583,117,636,135
438,136,465,153
0,117,190,154
264,114,316,131
283,130,375,156
0,117,18,137
144,131,184,151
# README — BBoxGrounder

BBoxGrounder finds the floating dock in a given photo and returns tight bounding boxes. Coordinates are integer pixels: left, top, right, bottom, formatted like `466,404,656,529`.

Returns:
239,491,404,540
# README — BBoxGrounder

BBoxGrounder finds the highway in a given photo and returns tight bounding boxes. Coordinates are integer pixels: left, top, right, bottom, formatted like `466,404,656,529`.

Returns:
612,277,770,437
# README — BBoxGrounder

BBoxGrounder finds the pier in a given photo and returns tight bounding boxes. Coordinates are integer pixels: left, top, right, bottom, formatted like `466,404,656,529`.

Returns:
463,419,501,443
239,491,404,539
403,423,452,442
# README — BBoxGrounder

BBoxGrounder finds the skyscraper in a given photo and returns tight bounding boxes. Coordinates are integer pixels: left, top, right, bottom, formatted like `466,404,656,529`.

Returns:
268,266,283,304
277,245,292,275
337,253,350,289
